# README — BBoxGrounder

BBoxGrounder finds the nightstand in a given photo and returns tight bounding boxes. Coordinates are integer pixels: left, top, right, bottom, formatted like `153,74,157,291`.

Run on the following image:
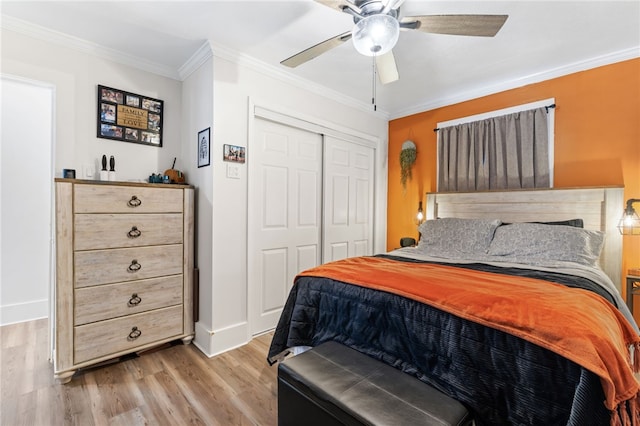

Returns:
626,268,640,312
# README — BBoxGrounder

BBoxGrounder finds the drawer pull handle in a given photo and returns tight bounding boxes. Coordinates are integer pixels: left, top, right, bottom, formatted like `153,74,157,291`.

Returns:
127,195,142,208
127,260,141,273
128,327,142,340
128,293,142,306
127,226,142,238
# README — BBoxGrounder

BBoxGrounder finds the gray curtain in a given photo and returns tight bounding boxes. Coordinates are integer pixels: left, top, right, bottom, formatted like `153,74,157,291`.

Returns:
438,107,550,191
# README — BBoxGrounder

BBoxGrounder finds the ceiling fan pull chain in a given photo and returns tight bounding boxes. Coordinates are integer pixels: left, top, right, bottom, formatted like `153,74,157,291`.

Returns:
372,55,377,111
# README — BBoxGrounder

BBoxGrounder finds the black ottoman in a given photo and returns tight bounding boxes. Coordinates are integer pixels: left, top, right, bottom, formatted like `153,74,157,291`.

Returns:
277,341,472,426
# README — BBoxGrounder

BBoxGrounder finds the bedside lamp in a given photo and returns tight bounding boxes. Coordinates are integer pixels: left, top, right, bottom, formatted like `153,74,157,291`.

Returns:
618,198,640,235
416,201,424,225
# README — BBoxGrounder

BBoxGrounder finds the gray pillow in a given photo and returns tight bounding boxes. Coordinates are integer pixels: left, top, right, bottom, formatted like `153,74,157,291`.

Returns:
488,223,604,266
418,218,502,257
501,218,584,228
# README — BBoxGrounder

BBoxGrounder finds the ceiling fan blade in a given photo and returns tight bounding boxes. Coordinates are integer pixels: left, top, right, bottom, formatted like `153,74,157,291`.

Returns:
376,50,399,85
314,0,361,14
281,31,352,68
381,0,407,15
402,14,508,37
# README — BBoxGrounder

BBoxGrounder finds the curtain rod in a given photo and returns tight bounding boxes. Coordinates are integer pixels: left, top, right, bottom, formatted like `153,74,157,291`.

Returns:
432,103,556,132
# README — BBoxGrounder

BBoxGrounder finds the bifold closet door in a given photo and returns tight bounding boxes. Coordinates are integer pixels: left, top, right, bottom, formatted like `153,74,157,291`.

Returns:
248,118,322,335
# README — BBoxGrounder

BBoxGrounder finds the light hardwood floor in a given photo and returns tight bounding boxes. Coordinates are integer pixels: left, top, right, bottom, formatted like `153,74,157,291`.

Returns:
1,319,278,425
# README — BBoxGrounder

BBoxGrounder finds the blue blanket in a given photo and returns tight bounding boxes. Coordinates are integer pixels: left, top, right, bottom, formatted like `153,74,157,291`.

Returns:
268,260,615,425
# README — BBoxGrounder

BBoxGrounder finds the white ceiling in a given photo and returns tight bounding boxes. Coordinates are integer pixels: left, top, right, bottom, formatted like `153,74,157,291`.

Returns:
2,1,639,118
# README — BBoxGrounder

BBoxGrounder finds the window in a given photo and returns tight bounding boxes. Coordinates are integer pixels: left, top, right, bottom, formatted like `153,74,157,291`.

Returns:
436,99,555,191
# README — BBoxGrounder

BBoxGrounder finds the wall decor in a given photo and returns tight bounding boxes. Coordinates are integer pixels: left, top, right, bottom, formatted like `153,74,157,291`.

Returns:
97,84,163,147
400,140,417,191
198,127,211,168
223,144,246,163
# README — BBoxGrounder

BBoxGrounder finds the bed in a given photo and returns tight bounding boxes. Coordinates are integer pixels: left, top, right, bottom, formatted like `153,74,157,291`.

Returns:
267,187,640,425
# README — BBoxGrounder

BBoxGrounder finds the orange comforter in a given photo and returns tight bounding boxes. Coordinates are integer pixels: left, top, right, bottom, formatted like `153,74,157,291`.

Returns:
299,256,640,425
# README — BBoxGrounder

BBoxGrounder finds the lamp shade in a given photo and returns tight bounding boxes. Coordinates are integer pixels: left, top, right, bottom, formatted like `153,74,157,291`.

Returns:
618,198,640,235
352,14,400,56
416,201,424,224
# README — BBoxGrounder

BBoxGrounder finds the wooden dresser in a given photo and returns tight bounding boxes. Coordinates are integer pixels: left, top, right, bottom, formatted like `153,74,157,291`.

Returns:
54,179,194,383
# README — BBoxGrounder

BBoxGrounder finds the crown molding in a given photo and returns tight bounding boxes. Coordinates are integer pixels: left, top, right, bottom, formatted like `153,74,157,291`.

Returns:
6,13,634,121
207,41,390,120
178,41,213,80
391,46,640,120
1,15,181,80
1,14,387,119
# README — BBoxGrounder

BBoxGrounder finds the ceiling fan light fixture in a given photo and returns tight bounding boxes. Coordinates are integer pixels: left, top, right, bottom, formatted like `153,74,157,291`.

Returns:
352,14,400,56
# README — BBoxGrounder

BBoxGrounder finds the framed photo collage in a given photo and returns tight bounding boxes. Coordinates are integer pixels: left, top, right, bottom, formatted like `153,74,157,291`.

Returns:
97,85,164,147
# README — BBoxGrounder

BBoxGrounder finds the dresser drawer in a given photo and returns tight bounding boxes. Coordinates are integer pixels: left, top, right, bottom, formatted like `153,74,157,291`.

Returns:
74,213,183,250
75,244,183,288
74,184,184,214
74,305,183,363
75,275,183,325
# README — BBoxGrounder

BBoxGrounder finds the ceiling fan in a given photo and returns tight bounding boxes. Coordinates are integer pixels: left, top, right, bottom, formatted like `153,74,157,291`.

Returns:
281,0,508,84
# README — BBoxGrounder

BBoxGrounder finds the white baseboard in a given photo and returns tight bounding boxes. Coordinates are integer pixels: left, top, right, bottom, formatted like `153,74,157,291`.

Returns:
193,320,249,357
0,299,48,326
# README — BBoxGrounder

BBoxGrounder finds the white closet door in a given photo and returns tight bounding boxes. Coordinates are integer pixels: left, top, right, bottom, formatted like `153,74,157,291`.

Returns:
248,118,322,335
323,136,375,262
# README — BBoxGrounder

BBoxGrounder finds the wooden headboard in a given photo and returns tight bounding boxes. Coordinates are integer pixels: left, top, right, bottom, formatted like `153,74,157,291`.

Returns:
425,187,624,292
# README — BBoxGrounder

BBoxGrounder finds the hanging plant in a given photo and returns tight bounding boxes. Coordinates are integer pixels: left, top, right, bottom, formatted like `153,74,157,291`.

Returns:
400,140,417,190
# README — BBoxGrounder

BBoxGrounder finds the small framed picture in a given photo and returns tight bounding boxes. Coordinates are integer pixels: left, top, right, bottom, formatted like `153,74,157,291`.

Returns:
126,95,140,107
223,144,246,163
100,103,116,123
198,127,211,168
142,98,162,113
100,87,123,104
100,124,123,138
124,128,139,141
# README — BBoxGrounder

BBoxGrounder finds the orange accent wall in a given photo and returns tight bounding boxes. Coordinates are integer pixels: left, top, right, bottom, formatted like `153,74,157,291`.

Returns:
387,58,640,313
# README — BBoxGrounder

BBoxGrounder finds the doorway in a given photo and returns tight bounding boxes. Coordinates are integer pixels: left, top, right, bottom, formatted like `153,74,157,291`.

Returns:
0,76,54,325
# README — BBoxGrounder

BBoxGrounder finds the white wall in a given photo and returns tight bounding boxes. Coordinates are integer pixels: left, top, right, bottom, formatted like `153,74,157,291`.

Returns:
1,29,183,181
181,55,214,337
0,28,183,324
0,77,53,325
188,45,389,356
1,27,389,357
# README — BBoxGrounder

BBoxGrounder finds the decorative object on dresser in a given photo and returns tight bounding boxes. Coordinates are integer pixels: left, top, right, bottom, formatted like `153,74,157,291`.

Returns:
164,157,186,183
100,154,108,181
108,155,116,181
54,179,194,384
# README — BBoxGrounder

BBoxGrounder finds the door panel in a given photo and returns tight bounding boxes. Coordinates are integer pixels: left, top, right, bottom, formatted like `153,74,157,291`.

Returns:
323,136,375,263
249,119,322,334
263,165,288,228
261,248,287,313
